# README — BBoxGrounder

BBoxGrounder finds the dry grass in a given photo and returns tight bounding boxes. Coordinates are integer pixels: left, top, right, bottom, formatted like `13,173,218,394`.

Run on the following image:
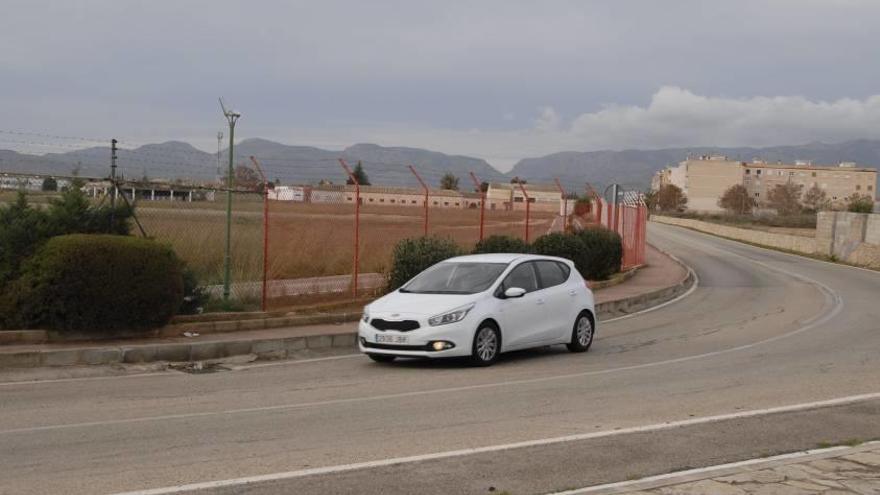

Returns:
137,199,555,291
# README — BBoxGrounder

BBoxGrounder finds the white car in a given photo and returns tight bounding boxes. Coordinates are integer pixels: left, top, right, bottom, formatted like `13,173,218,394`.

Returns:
359,253,596,366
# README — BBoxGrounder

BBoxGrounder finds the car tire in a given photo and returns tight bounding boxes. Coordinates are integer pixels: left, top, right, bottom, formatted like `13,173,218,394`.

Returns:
566,312,594,353
469,323,501,367
367,354,396,363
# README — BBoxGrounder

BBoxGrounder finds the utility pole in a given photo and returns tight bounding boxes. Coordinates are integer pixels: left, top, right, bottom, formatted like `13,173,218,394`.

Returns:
219,99,241,302
216,131,223,177
110,139,118,229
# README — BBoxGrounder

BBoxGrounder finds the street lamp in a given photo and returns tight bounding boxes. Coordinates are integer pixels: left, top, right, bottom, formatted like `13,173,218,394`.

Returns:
219,98,241,302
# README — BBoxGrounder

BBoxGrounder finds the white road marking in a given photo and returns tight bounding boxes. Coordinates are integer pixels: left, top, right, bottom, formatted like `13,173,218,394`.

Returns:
551,441,880,494
0,370,181,387
224,352,362,370
109,393,880,495
0,354,363,387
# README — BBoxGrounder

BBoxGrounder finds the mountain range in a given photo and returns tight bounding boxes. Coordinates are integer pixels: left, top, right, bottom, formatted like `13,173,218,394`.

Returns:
2,138,879,193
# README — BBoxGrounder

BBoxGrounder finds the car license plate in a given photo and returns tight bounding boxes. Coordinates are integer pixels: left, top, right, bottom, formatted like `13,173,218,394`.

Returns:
375,333,408,344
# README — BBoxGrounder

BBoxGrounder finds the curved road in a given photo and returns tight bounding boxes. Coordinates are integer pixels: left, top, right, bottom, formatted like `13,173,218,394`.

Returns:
1,223,879,495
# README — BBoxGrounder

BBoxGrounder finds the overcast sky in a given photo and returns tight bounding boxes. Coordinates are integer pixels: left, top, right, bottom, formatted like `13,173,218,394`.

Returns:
3,0,880,170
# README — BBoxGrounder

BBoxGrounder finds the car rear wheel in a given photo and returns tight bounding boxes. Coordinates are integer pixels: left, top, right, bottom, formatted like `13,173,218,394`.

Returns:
566,312,594,353
367,354,396,363
469,324,500,367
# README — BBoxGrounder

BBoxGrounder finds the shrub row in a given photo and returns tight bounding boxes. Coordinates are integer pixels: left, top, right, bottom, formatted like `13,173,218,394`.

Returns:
1,235,185,333
387,229,623,291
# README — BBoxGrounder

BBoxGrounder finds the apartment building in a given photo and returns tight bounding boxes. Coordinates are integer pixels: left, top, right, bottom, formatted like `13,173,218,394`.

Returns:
743,161,876,207
653,156,878,212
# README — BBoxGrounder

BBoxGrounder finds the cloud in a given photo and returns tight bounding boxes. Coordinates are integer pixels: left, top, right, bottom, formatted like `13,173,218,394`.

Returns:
566,86,880,150
534,107,561,132
282,87,880,170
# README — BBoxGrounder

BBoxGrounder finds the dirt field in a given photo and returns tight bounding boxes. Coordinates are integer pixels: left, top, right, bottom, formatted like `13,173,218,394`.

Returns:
135,198,555,291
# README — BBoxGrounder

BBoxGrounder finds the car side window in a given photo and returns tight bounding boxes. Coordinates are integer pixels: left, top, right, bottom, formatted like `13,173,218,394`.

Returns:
535,260,568,288
501,262,538,293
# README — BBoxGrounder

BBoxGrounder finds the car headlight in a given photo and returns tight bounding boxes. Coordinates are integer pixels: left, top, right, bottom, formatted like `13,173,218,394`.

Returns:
428,304,475,327
362,309,370,323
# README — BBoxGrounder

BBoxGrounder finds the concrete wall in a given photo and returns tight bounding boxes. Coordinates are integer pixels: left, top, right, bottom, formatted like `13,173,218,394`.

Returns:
816,211,880,268
651,216,818,254
654,212,880,270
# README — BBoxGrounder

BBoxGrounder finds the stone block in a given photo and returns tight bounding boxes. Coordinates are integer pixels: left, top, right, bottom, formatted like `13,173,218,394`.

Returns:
0,351,41,368
252,340,286,359
122,346,158,363
189,342,223,361
306,335,333,349
80,347,122,365
284,337,307,352
332,333,357,348
154,344,192,362
41,349,81,367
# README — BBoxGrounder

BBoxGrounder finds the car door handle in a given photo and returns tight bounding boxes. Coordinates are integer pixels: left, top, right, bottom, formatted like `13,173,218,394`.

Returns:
536,298,546,305
568,289,577,296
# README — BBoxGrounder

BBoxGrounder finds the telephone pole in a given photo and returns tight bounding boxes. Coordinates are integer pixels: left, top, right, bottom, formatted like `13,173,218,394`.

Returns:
110,139,118,229
216,131,223,177
219,99,241,302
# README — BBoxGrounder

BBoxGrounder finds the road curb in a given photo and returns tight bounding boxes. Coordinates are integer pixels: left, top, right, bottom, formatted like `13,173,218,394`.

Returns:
0,250,696,369
557,441,880,494
593,246,696,319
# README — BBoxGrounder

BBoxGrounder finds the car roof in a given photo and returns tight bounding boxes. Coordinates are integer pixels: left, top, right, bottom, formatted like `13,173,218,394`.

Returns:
445,253,572,264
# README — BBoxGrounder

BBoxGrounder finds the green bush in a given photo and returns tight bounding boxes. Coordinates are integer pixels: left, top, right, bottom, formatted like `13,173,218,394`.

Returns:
576,228,622,280
387,236,462,291
0,192,52,287
531,229,622,281
0,187,133,288
531,232,584,266
472,235,530,254
10,234,184,333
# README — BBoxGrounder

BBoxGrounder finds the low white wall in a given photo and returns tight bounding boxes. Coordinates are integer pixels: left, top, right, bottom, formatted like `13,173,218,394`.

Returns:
651,216,818,254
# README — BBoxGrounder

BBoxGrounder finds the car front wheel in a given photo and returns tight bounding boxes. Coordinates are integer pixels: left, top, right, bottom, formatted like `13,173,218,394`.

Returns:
469,324,500,367
566,312,594,353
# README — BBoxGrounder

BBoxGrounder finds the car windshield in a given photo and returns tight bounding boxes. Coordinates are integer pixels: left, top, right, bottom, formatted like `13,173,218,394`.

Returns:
400,262,508,294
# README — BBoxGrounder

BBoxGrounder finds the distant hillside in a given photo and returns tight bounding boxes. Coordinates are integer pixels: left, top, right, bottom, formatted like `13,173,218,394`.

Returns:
0,139,506,190
510,139,880,192
2,138,878,192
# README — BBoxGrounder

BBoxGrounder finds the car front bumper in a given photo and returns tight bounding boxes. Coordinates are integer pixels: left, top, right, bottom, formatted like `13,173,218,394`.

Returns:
357,318,474,358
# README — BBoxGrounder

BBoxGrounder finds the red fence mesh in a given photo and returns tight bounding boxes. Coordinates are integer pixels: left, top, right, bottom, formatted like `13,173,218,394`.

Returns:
591,198,647,270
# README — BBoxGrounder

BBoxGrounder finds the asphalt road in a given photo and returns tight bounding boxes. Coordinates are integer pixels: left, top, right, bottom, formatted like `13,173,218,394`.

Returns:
2,223,880,495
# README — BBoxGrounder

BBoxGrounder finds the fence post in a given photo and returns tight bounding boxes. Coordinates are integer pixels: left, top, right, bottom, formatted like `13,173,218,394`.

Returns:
554,178,567,232
339,159,360,298
250,156,269,311
469,172,485,241
516,181,531,242
408,165,429,236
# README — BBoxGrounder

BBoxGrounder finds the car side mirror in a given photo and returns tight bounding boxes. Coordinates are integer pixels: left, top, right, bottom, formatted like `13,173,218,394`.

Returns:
504,287,527,298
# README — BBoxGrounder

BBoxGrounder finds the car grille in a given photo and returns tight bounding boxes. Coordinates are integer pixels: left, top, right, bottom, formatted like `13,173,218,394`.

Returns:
362,341,430,351
370,319,421,332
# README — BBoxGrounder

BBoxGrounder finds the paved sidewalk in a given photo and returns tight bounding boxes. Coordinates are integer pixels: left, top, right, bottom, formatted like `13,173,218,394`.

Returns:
0,244,692,368
595,245,686,305
572,442,880,494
